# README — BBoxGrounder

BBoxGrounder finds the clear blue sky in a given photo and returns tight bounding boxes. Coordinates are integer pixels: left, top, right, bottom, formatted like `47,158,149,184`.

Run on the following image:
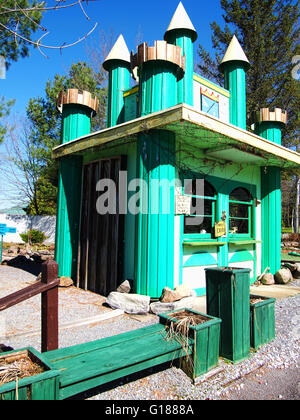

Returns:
1,0,223,114
0,0,224,209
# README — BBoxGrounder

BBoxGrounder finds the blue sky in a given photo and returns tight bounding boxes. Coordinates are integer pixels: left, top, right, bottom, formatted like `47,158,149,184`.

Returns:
0,0,224,209
1,0,223,114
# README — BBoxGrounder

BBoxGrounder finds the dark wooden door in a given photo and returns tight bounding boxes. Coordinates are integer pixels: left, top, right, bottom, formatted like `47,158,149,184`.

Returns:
77,157,126,296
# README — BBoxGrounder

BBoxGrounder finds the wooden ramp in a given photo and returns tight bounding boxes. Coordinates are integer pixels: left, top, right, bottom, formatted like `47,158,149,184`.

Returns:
44,323,192,400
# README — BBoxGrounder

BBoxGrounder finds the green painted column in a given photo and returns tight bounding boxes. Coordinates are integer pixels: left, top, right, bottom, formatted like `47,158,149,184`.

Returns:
219,36,250,130
105,61,131,127
223,62,248,129
103,35,131,127
136,130,176,297
139,60,179,116
255,109,286,274
164,2,197,106
55,90,98,279
261,167,281,274
165,30,195,106
134,45,184,297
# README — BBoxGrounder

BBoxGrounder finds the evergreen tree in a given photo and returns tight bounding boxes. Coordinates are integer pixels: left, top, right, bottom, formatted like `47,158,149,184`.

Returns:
197,0,299,149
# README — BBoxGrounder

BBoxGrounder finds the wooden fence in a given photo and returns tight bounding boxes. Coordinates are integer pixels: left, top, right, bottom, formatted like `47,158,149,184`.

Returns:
0,260,59,352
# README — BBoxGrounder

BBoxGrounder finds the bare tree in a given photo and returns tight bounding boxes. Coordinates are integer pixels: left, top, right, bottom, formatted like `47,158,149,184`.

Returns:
0,0,99,59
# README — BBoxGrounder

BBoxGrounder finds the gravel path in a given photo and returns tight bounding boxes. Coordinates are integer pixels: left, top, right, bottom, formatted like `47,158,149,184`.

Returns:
0,265,299,400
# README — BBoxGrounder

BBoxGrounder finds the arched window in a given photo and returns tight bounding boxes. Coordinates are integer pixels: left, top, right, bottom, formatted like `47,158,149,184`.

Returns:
229,187,253,235
184,179,217,236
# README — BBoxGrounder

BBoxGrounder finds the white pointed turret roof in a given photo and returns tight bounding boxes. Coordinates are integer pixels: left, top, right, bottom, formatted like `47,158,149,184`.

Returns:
219,35,250,71
103,34,131,70
164,2,197,42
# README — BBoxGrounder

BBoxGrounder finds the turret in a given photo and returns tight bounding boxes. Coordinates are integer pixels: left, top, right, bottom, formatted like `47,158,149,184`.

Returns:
55,89,98,279
57,89,99,143
256,108,287,276
131,40,185,116
103,35,131,127
254,108,287,145
164,2,197,106
219,35,250,130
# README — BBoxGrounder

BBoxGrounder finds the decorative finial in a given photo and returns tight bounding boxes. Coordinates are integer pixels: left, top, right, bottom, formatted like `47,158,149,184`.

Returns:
103,34,131,71
219,35,250,72
164,2,197,42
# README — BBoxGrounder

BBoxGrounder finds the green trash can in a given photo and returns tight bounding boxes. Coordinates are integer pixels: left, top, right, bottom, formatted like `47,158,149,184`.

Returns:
205,267,251,363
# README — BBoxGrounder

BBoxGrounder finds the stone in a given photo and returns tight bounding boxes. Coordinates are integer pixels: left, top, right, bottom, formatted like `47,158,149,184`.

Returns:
116,280,131,294
59,276,74,288
274,268,293,284
106,292,150,314
293,263,300,279
174,284,192,299
150,293,197,315
160,287,182,303
261,273,275,285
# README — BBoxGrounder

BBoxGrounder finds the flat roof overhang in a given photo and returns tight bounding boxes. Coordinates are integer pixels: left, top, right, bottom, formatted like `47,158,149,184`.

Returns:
52,104,300,169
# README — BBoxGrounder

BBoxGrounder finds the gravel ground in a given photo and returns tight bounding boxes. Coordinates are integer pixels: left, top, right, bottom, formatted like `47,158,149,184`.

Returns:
0,264,299,400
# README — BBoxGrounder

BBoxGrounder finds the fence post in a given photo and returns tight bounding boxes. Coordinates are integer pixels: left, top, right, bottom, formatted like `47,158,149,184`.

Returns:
41,260,59,353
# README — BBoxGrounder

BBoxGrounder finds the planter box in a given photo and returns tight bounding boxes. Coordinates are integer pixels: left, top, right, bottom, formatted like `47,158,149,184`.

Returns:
0,348,60,400
159,308,221,381
250,295,276,350
205,267,251,363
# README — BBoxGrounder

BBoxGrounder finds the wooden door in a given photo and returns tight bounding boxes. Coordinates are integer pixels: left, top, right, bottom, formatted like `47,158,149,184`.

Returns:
77,157,126,295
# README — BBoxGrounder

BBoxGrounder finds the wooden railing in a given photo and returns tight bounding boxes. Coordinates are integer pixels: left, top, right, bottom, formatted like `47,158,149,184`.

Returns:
0,260,59,352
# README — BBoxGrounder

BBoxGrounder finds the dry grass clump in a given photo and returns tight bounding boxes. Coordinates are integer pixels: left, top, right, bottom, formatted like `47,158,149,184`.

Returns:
0,354,44,386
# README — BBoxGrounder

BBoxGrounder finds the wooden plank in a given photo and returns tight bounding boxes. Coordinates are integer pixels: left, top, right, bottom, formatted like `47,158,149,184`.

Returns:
0,279,59,311
59,349,186,400
59,330,189,387
45,324,165,362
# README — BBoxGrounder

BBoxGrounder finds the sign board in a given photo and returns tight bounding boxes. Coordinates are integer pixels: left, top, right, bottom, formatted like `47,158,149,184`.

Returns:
0,224,7,236
6,227,17,234
214,221,227,238
0,224,17,236
175,194,192,215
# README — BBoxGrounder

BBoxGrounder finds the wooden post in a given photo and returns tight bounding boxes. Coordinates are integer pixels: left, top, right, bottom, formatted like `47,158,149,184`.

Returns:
41,260,59,353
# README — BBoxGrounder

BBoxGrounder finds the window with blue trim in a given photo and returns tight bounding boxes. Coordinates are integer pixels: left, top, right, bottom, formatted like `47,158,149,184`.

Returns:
229,187,253,236
201,87,219,118
184,180,217,237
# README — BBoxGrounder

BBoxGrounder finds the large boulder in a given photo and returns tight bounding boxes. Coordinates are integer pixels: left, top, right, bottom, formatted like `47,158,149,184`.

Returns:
261,273,275,285
274,268,293,284
160,284,193,303
160,287,182,303
150,291,197,315
116,280,131,294
59,276,74,288
106,292,150,314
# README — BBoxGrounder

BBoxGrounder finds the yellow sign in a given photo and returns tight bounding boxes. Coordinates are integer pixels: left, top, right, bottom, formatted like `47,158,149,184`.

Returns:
214,221,227,238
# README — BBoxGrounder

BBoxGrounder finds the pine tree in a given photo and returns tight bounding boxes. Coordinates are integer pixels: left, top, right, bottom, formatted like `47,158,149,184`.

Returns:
197,0,300,149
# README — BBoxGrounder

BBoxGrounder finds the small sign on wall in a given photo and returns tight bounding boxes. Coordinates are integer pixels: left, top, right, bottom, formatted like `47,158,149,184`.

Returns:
214,220,227,238
175,194,191,215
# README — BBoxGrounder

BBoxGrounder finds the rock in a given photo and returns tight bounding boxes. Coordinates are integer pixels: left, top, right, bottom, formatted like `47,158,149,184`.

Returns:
174,284,192,299
293,263,300,279
160,287,182,303
59,276,74,288
106,292,150,314
116,280,131,294
274,268,293,284
261,273,275,285
150,293,197,315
